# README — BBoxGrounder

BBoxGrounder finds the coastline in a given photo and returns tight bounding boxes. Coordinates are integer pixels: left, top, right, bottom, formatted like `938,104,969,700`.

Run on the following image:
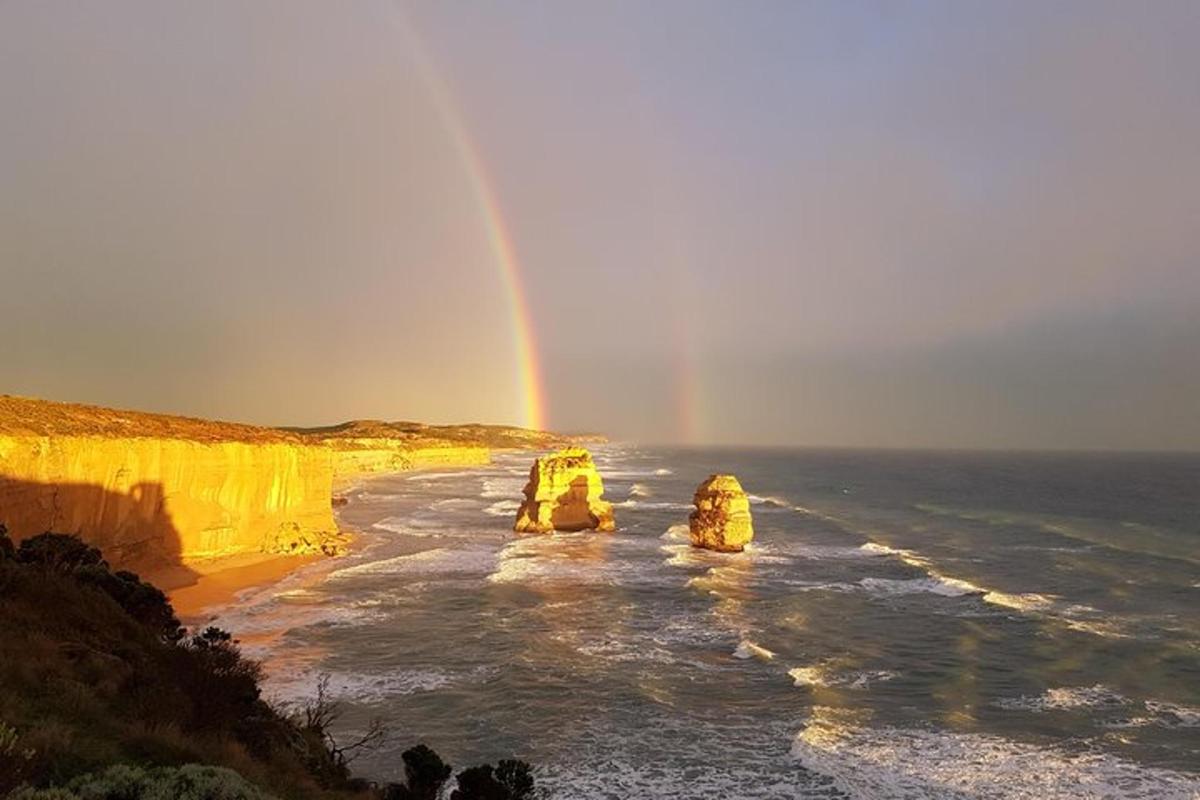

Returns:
157,463,475,624
151,551,330,623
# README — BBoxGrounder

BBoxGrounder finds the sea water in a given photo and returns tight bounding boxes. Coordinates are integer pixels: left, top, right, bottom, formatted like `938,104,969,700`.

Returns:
210,446,1200,798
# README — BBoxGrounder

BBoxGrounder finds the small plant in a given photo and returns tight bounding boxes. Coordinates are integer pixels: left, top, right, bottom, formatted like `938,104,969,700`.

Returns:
0,722,37,795
293,674,390,782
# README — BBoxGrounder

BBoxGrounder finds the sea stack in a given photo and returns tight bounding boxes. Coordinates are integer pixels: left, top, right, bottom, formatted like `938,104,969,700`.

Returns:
514,447,615,533
689,474,754,552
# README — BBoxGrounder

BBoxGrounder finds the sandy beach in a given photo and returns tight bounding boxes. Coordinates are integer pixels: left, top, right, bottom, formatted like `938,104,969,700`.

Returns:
152,550,327,622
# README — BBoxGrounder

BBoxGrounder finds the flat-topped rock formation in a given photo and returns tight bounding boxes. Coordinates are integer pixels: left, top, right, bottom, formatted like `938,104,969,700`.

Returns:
689,474,754,552
514,447,615,533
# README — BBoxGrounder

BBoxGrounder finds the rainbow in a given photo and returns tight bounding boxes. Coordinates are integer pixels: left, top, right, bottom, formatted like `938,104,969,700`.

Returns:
385,8,546,431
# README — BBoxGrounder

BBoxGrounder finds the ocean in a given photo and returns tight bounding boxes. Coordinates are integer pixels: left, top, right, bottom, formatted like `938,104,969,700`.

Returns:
210,446,1200,798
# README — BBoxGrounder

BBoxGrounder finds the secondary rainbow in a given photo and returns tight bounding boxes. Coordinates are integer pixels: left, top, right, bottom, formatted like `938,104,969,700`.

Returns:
386,8,546,430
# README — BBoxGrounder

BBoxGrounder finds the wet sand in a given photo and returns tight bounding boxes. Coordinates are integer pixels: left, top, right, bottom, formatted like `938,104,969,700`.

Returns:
150,551,326,623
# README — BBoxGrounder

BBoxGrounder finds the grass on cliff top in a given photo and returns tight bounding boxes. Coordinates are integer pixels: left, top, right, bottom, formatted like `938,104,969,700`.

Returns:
0,394,604,449
0,395,300,443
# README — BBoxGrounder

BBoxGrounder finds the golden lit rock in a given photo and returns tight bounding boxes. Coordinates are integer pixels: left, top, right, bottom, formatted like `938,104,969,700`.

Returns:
0,396,348,569
514,447,615,533
689,474,754,552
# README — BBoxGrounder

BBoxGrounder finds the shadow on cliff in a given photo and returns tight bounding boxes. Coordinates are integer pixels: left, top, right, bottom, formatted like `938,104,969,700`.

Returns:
0,476,199,587
549,475,597,532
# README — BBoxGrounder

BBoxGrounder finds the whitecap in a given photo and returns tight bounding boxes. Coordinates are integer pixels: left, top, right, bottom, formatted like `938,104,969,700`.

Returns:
484,499,521,517
328,547,495,580
613,499,692,510
629,483,651,498
995,685,1129,712
789,666,826,687
660,523,691,542
791,711,1200,799
858,575,984,598
748,494,791,508
429,497,480,512
733,639,775,661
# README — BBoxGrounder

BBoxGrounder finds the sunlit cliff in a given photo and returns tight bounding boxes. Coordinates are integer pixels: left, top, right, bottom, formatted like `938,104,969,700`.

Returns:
0,396,598,571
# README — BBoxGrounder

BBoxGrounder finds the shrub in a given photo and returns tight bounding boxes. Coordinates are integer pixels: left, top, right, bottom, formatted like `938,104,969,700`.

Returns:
494,760,535,800
76,567,185,642
383,744,452,800
449,760,537,800
9,763,278,800
0,523,15,561
0,721,37,795
15,533,105,573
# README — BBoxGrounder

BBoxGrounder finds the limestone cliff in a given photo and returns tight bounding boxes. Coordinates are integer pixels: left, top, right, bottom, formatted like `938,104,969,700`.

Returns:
514,447,615,533
0,396,344,570
0,396,605,571
689,474,754,552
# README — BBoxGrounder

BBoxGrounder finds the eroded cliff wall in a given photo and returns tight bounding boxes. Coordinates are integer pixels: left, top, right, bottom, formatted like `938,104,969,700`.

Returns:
328,440,490,486
0,433,340,568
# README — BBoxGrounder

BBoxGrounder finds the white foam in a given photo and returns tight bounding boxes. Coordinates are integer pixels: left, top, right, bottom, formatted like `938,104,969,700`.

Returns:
487,535,633,586
789,666,826,687
996,685,1130,712
789,664,897,689
654,468,673,475
792,709,1200,799
733,639,775,661
629,483,651,498
748,494,791,508
484,499,521,517
328,547,495,580
371,518,442,537
481,476,524,499
858,575,984,598
266,666,496,706
405,470,480,481
429,497,480,511
981,591,1059,612
660,523,691,542
613,499,691,510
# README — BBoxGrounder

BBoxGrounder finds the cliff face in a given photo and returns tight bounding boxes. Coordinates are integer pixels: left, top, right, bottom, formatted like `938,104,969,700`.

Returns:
0,397,342,570
689,474,754,552
0,396,604,572
322,440,490,486
514,447,615,533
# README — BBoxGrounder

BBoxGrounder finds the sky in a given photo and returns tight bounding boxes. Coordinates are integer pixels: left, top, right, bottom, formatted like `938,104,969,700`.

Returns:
1,1,1198,449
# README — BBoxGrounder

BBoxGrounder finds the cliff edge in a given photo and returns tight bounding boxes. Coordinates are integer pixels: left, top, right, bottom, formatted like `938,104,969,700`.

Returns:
0,396,343,570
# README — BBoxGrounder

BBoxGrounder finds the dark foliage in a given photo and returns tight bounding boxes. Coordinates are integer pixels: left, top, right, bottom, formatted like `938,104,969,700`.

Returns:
0,523,14,561
0,531,373,799
383,744,452,800
450,760,536,800
75,565,185,642
0,530,539,800
15,531,105,573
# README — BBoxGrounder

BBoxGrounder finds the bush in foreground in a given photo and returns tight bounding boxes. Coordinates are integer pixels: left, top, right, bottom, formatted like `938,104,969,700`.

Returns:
9,763,276,800
0,529,541,800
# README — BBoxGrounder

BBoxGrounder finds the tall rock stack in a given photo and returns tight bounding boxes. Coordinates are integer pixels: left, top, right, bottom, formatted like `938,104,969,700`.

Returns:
689,474,754,552
514,448,615,533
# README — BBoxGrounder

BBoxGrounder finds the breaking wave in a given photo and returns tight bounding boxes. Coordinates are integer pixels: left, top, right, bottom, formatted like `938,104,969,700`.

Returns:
792,709,1200,799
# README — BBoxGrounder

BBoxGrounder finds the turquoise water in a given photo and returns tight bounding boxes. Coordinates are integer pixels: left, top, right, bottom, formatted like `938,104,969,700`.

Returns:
212,446,1200,798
